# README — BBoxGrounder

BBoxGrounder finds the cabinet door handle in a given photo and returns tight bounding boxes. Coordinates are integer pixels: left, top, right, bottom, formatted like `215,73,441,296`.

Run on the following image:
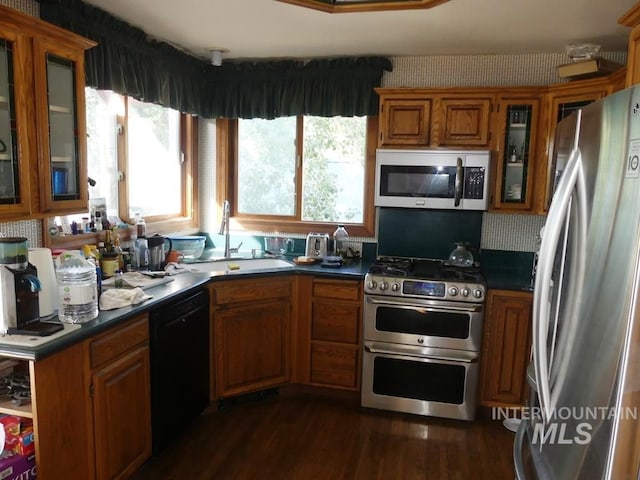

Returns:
454,157,463,207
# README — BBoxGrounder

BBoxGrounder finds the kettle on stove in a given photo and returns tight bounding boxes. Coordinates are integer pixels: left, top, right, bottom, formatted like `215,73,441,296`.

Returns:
305,233,329,259
448,242,475,267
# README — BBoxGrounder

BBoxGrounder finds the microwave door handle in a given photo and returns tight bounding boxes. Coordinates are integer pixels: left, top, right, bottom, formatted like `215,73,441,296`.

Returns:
454,157,463,206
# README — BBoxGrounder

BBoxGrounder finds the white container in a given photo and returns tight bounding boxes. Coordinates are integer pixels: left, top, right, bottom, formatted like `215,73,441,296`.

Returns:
28,248,57,317
56,255,98,323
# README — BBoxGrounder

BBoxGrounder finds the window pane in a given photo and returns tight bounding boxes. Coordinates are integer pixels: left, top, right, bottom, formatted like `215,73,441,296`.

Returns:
237,117,296,216
127,98,181,218
85,88,119,217
302,116,366,223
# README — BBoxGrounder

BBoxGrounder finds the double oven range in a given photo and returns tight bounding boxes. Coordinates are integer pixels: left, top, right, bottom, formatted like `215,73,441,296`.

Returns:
361,257,486,421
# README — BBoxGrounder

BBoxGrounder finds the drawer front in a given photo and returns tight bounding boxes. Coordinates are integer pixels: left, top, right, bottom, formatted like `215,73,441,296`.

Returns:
311,301,360,344
312,279,361,301
310,343,359,389
214,277,292,306
90,315,149,369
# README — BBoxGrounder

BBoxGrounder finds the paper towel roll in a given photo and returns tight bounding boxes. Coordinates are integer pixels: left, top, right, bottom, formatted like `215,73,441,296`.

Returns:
28,248,57,318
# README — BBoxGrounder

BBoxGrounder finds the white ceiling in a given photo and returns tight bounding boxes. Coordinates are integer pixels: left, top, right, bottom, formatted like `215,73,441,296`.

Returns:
80,0,637,62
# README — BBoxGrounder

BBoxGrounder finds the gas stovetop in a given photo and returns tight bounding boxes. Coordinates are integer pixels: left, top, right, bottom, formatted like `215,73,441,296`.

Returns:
365,257,486,302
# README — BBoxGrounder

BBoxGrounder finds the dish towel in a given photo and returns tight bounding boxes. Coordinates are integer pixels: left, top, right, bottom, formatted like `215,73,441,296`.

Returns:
164,262,201,275
99,287,152,311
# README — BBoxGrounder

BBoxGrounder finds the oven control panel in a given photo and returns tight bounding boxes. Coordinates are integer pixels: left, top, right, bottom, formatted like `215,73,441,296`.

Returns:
365,275,485,302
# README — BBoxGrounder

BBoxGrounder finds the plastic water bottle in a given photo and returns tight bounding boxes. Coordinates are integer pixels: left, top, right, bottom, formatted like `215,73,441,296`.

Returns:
333,225,349,258
56,255,99,323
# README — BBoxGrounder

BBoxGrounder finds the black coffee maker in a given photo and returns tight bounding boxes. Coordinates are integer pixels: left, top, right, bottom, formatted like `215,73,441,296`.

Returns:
0,237,62,336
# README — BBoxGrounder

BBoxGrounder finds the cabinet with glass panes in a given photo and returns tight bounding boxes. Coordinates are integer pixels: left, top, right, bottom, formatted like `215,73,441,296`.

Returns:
0,5,95,220
492,92,542,212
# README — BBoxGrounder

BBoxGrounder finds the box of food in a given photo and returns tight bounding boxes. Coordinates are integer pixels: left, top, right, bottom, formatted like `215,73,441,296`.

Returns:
0,451,36,480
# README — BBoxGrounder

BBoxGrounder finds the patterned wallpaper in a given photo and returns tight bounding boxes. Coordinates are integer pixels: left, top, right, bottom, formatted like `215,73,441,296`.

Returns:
0,0,628,251
383,51,627,88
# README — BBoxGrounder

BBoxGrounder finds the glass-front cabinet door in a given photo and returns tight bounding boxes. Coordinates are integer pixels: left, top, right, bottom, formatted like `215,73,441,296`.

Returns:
34,38,89,213
492,95,541,211
0,27,31,217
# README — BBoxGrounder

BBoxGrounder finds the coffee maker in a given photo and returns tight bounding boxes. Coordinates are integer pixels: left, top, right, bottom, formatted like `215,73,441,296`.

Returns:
0,237,62,335
0,237,39,332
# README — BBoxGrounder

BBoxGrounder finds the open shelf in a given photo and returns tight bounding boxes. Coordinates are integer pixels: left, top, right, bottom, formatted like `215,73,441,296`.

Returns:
51,155,73,163
0,398,33,418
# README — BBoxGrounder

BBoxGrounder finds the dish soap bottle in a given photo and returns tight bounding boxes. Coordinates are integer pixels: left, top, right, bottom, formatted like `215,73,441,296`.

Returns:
333,225,349,258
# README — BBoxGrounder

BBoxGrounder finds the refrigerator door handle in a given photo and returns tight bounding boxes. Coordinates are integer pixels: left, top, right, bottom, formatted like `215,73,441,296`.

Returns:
533,143,582,424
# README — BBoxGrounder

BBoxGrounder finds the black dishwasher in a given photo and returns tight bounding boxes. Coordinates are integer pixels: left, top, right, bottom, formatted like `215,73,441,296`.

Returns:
149,288,210,454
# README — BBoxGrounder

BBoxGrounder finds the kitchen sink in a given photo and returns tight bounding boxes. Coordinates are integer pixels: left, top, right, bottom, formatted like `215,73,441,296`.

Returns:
189,257,295,274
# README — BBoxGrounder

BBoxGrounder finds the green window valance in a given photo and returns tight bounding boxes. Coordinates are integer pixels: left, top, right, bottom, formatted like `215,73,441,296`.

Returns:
37,0,392,119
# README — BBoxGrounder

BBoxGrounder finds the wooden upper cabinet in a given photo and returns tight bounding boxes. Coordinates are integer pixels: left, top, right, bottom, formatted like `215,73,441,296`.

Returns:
491,91,543,213
0,5,95,219
435,96,492,147
376,88,494,148
619,2,640,87
534,78,611,213
378,97,431,146
0,21,33,218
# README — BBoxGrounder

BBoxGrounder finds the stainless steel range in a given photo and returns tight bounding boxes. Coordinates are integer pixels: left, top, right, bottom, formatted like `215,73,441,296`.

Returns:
361,257,486,421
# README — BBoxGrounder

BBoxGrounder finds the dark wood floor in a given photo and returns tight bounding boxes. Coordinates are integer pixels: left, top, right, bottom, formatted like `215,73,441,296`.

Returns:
131,386,516,480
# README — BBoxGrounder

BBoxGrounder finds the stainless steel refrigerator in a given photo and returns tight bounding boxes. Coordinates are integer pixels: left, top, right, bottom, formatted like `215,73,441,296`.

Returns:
514,86,640,479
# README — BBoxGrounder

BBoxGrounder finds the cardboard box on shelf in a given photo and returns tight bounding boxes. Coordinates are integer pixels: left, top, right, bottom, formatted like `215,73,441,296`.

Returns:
0,451,36,480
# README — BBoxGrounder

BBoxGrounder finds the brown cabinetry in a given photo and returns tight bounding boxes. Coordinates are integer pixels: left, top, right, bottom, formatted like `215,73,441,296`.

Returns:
479,290,532,408
491,90,543,212
376,88,493,148
0,5,94,220
212,276,292,398
620,3,640,87
296,277,362,390
89,315,152,480
535,78,611,213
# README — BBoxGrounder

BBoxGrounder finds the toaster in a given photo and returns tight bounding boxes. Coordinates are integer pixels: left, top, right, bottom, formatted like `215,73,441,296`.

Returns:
305,233,329,259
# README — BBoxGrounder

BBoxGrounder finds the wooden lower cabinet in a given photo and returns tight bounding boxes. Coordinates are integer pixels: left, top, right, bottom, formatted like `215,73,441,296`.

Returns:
479,289,532,408
213,276,292,398
296,277,362,391
89,314,152,480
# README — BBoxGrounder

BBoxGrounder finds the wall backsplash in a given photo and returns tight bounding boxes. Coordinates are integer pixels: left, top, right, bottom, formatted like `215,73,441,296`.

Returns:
0,0,37,16
481,213,545,253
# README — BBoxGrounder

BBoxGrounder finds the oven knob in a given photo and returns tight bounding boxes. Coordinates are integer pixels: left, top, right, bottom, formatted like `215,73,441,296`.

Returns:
391,282,400,292
448,286,459,296
473,289,484,299
379,281,389,291
417,337,424,344
366,280,377,290
461,287,471,297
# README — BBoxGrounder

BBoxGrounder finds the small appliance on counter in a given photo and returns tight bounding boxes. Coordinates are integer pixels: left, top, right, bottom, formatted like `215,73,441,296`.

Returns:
305,233,329,259
0,237,62,336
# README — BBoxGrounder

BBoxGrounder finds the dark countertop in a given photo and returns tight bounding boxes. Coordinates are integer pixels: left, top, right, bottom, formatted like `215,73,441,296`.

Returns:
0,257,372,361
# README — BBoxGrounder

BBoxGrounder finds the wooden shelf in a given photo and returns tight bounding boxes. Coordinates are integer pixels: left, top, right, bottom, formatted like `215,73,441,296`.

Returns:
0,398,33,418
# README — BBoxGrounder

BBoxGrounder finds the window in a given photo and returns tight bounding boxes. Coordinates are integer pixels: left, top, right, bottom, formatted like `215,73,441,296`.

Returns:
221,115,376,237
85,88,198,234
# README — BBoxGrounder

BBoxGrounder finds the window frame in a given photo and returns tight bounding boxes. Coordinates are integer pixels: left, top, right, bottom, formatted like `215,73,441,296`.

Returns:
115,96,199,235
216,116,377,238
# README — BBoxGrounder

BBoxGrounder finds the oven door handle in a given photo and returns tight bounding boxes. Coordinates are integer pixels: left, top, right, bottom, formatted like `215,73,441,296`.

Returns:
366,297,482,313
364,342,478,363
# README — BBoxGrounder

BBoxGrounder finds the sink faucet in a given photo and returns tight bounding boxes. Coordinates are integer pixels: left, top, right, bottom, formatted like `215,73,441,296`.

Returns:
218,200,242,257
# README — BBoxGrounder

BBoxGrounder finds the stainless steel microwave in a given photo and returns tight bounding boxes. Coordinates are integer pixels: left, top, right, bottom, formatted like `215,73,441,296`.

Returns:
375,149,491,210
